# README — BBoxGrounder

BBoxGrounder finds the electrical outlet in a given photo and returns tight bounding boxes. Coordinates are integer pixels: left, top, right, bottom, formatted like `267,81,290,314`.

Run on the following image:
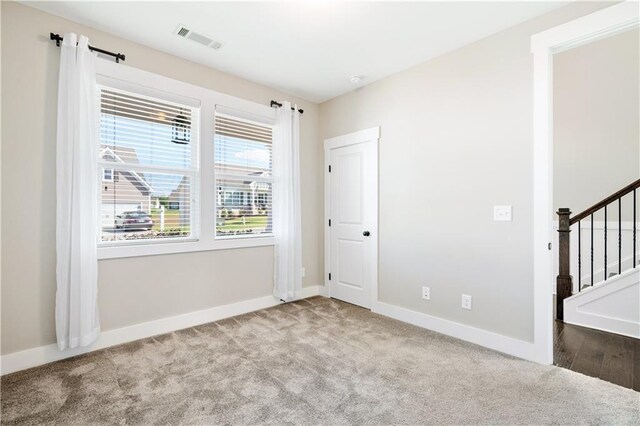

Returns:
301,267,306,278
422,286,431,300
461,294,472,310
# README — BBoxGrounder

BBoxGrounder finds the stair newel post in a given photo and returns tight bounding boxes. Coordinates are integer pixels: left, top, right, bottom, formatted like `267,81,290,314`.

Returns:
556,208,573,321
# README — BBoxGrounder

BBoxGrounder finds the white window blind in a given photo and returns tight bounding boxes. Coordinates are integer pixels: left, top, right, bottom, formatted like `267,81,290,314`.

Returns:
99,87,199,243
214,113,273,238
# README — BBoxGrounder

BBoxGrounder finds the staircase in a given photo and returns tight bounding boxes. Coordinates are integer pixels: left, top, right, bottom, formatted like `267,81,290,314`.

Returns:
556,179,640,335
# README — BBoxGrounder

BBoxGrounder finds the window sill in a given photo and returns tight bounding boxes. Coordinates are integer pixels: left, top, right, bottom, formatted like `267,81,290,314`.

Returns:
97,236,275,260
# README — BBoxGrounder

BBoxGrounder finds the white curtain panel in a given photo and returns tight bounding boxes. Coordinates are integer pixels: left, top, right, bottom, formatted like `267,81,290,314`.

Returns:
55,33,100,350
272,102,302,301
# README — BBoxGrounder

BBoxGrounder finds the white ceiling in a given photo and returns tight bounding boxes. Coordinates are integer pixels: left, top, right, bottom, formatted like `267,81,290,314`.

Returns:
25,1,569,103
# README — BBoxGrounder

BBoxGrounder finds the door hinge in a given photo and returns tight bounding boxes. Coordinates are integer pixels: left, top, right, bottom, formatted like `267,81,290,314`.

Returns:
328,273,332,281
328,219,331,227
328,165,332,173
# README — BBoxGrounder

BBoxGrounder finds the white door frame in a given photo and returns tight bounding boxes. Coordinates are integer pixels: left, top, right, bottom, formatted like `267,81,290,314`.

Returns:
531,1,639,364
324,127,380,308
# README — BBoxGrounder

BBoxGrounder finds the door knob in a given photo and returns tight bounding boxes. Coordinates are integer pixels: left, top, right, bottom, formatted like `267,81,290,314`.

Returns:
363,231,370,237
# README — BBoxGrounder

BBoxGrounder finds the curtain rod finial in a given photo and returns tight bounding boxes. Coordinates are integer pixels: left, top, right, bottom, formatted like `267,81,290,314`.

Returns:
50,32,62,47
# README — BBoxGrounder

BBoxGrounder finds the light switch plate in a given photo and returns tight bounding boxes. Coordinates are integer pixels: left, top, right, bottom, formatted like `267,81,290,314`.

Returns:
493,205,512,222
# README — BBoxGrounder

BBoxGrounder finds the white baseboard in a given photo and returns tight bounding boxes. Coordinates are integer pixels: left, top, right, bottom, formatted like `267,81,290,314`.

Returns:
372,302,536,362
1,285,323,376
2,286,536,375
301,285,323,300
319,284,330,297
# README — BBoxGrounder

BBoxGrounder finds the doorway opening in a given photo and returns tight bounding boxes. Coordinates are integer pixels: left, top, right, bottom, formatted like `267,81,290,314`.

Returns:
531,2,639,367
551,28,639,390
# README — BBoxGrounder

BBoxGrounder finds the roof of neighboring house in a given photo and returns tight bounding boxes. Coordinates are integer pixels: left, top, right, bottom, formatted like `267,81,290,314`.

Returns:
244,172,270,191
214,163,270,176
100,146,154,193
168,175,189,200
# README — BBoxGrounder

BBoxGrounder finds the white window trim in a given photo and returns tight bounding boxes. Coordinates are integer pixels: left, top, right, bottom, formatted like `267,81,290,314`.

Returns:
95,59,276,260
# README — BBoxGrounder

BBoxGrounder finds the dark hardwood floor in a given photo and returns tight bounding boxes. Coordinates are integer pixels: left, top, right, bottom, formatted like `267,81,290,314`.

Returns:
553,319,640,391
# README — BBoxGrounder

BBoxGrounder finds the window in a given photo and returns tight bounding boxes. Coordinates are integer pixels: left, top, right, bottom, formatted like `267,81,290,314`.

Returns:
95,61,276,259
102,168,114,182
214,114,273,238
99,87,199,244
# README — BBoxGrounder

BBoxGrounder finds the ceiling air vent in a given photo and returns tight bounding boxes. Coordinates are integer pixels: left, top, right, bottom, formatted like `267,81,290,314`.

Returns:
174,24,223,50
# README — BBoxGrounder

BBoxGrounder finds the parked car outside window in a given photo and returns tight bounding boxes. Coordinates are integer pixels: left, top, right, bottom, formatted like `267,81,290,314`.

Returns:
114,211,153,230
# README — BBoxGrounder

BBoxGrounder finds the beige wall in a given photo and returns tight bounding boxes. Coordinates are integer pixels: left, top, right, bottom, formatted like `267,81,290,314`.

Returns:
319,2,613,342
553,28,640,216
2,0,630,356
0,1,322,355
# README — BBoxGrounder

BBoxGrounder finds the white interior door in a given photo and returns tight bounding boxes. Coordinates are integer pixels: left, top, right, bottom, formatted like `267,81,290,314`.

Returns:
327,131,378,308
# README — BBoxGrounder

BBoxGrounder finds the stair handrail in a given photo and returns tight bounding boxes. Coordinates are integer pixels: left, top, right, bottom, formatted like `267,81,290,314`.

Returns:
556,178,640,321
570,179,640,225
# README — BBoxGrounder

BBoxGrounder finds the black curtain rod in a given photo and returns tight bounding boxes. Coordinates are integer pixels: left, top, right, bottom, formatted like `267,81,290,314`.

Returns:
50,33,126,63
270,100,303,114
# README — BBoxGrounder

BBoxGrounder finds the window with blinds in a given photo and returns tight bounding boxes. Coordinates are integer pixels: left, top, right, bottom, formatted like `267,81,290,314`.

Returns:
214,114,273,238
99,87,199,243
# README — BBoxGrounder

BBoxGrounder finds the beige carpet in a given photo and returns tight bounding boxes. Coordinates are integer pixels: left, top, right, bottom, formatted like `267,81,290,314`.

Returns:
1,297,638,425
